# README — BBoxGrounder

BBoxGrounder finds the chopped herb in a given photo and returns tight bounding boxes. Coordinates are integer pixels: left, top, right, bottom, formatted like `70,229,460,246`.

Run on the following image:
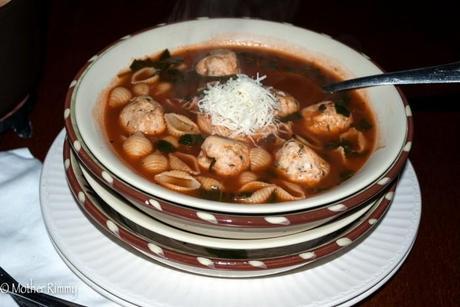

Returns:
325,139,356,156
179,134,205,146
280,111,302,122
325,140,341,150
340,170,355,181
334,102,351,117
318,104,327,112
156,140,176,153
129,58,156,71
158,49,171,61
354,119,373,131
129,49,184,74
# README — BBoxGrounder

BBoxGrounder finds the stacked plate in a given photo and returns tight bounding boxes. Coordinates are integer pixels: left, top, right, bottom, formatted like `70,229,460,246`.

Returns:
61,18,413,278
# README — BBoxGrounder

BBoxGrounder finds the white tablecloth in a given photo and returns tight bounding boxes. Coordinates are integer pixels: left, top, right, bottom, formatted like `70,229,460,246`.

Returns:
0,148,115,306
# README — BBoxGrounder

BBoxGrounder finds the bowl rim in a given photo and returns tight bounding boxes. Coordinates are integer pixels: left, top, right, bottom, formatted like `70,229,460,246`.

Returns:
66,132,405,228
64,18,413,214
64,139,396,271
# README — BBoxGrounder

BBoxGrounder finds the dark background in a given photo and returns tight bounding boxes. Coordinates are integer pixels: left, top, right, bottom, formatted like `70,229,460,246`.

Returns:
1,0,459,306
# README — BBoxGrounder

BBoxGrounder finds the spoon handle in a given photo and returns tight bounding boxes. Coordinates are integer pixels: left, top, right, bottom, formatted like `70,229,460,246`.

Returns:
323,61,460,93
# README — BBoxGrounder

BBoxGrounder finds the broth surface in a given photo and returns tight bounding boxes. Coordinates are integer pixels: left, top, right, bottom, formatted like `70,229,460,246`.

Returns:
104,46,376,203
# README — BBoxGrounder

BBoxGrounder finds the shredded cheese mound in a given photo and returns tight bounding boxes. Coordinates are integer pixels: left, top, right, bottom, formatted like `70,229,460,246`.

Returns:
198,74,278,136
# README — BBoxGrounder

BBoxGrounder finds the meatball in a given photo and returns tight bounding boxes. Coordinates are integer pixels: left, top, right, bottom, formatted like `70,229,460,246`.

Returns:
195,49,240,77
198,136,250,176
274,139,330,186
301,101,352,136
119,96,166,135
274,90,300,118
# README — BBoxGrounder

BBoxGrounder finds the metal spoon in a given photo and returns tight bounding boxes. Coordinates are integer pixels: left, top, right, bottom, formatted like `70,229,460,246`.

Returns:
323,61,460,93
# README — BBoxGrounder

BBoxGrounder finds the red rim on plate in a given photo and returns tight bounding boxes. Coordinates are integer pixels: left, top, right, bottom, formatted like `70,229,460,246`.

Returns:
64,138,398,272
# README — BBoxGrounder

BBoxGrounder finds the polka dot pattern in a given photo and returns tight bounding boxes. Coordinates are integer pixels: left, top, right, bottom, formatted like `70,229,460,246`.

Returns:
328,204,346,212
73,140,81,152
299,252,316,260
385,191,394,201
197,257,214,267
405,105,412,117
64,159,70,170
196,212,218,224
78,191,85,203
88,55,98,62
368,218,378,225
336,237,352,247
403,141,412,152
148,199,162,211
264,216,290,225
248,260,267,269
69,80,77,88
147,243,165,257
106,220,119,234
377,177,391,185
101,171,114,184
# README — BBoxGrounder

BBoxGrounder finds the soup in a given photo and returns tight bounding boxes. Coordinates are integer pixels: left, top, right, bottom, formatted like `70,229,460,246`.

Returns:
103,46,376,203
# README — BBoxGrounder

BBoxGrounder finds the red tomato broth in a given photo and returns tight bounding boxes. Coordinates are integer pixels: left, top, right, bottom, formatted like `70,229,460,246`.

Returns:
103,46,376,203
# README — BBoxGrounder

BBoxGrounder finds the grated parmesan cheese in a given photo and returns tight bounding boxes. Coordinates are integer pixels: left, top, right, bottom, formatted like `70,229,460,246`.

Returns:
198,74,278,136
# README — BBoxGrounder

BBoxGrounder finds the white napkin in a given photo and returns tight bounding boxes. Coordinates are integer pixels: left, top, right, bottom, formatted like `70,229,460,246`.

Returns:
0,148,115,306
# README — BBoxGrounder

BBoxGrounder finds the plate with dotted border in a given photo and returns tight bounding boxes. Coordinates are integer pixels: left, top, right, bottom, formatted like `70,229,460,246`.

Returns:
41,130,421,307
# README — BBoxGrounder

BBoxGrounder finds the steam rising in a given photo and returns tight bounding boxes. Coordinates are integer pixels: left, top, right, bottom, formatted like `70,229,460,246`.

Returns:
169,0,300,22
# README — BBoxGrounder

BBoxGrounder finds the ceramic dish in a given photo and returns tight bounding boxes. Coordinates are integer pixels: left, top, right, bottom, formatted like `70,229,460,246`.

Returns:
64,18,413,215
64,138,396,275
42,130,421,303
67,109,408,238
75,146,381,250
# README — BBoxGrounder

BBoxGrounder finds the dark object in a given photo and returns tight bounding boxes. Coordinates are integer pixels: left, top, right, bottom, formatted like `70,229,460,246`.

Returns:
323,61,460,93
0,0,46,137
0,267,85,307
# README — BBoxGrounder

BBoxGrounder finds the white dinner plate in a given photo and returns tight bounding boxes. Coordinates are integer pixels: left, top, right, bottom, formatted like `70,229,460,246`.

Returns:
40,130,421,307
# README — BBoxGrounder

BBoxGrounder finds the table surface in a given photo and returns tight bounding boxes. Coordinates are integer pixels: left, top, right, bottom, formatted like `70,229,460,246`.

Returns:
1,1,459,306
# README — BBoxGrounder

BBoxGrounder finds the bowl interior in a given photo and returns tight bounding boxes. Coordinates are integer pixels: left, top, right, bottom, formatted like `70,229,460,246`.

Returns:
73,18,407,214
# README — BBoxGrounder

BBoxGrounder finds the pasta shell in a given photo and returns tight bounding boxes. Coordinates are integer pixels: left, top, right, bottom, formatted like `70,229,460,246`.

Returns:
196,176,224,192
122,133,153,158
249,147,272,171
238,181,273,193
238,171,258,186
236,186,276,204
132,83,150,96
164,113,200,137
168,152,200,175
131,67,159,84
154,170,201,192
154,82,172,95
141,152,169,174
108,86,132,107
274,180,306,201
161,135,179,148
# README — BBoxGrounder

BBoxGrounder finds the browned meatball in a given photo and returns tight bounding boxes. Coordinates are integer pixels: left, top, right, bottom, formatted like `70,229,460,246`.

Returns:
119,96,166,135
301,101,352,136
198,135,250,176
195,49,240,77
274,139,330,186
274,90,300,118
